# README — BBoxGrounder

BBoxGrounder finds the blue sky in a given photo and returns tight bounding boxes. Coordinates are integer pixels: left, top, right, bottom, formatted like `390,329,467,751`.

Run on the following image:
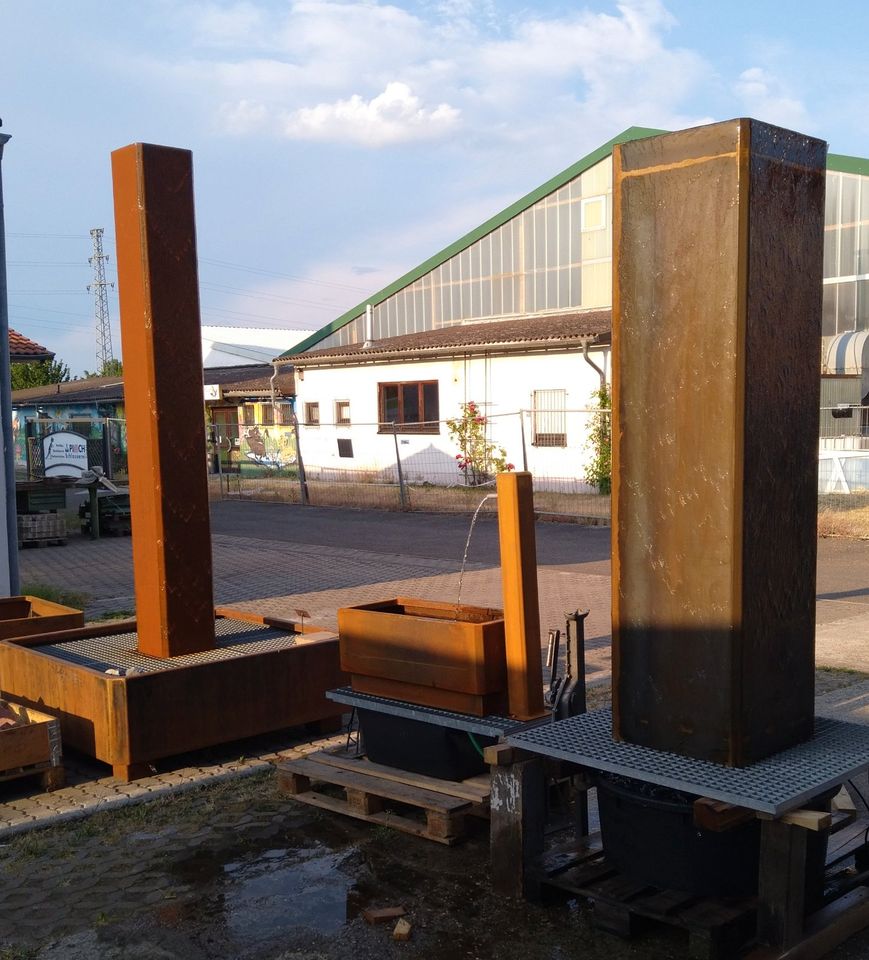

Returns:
3,0,869,376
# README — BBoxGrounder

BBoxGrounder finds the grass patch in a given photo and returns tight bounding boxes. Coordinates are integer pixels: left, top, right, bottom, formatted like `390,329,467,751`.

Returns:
18,581,90,610
818,503,869,539
0,769,276,869
93,608,135,621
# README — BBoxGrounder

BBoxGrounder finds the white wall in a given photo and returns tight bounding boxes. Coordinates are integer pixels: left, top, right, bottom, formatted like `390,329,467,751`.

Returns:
293,346,610,488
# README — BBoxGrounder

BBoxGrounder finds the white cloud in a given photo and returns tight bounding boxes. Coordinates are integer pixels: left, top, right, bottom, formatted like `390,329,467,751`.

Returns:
733,67,808,130
138,0,714,152
281,81,460,146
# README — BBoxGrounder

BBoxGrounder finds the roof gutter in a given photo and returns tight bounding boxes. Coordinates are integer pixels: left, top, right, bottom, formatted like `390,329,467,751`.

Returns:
290,334,608,371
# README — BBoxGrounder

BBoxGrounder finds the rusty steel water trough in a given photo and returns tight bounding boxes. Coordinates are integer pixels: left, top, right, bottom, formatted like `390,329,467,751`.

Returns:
0,596,83,640
0,143,344,780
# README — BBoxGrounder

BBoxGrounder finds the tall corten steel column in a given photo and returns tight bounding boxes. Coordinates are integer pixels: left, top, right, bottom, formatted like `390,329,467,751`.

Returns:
111,144,215,658
611,120,826,766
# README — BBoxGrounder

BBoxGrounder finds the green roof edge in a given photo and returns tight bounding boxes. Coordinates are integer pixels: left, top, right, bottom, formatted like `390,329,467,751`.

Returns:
282,126,665,356
828,152,869,177
283,130,869,357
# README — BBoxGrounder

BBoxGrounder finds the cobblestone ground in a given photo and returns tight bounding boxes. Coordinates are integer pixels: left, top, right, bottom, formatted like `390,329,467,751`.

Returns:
7,515,869,959
0,764,686,960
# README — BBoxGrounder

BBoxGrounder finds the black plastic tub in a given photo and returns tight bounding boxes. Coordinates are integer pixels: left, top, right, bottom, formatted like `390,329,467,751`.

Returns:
358,709,495,781
596,773,833,903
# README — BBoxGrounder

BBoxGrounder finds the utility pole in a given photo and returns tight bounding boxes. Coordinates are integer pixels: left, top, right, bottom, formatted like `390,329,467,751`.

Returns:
0,122,17,594
88,227,114,372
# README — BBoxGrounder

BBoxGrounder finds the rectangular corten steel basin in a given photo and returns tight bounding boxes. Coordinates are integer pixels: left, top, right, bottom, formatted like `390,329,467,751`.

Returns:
0,596,84,641
338,597,507,716
0,608,345,781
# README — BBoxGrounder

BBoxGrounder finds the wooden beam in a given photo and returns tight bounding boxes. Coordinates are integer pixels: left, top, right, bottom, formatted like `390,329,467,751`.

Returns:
490,757,545,900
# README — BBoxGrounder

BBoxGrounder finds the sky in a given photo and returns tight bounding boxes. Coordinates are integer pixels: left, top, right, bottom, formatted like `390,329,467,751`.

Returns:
3,0,869,377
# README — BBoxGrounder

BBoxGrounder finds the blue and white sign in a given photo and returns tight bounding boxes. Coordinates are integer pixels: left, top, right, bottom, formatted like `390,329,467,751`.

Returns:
42,431,89,477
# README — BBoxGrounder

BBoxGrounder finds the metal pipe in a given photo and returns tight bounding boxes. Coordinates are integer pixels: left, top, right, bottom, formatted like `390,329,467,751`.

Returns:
0,129,19,594
581,338,607,392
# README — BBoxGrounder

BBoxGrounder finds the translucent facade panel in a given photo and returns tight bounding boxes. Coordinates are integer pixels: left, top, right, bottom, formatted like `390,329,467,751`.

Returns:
822,284,837,337
821,169,869,339
581,261,611,308
839,280,857,333
311,155,619,350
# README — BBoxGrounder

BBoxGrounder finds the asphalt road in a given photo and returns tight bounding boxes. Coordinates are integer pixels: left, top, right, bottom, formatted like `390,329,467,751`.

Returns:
210,499,867,602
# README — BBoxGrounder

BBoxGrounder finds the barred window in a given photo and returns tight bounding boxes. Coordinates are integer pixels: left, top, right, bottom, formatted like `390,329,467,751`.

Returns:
304,402,320,426
242,403,256,426
261,403,274,426
335,400,351,425
532,389,567,446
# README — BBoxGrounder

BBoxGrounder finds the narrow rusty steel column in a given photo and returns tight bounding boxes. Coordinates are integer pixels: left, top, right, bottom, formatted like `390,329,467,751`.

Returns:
111,143,215,658
497,471,545,720
612,120,826,766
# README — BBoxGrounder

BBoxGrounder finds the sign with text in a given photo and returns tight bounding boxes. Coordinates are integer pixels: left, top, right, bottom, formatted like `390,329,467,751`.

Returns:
43,431,89,477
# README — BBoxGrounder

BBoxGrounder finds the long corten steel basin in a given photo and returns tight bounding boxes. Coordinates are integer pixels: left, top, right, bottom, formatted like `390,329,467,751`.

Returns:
0,596,84,641
0,609,345,780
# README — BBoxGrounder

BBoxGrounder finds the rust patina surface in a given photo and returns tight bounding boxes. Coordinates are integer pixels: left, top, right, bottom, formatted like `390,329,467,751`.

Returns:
111,144,215,657
612,119,826,766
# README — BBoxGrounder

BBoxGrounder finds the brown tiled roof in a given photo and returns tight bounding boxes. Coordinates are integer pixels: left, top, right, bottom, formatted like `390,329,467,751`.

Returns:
8,329,54,362
12,364,297,408
11,376,124,406
206,364,295,397
284,310,611,367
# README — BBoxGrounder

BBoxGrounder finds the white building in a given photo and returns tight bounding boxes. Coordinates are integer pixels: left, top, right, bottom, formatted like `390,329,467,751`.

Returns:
287,312,610,491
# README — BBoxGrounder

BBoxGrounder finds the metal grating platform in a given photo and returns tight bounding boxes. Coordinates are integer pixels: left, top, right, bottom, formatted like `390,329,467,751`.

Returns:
326,686,528,737
38,618,299,675
507,708,869,815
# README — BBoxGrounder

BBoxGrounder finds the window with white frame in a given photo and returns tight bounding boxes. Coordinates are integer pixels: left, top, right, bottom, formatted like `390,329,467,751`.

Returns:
581,195,607,232
532,389,567,446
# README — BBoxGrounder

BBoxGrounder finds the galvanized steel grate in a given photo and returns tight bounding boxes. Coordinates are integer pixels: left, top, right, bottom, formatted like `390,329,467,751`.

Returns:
40,618,299,675
327,686,526,737
507,708,869,815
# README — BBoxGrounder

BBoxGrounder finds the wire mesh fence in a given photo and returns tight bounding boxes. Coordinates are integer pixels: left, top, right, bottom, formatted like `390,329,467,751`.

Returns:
818,404,869,536
207,410,612,520
15,407,868,531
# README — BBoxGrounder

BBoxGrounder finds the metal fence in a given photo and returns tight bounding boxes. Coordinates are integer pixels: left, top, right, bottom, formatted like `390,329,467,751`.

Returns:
818,404,869,534
207,409,613,520
17,407,867,529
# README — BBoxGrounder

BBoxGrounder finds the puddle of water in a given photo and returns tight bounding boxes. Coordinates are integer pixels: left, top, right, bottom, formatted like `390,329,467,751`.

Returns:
219,842,355,938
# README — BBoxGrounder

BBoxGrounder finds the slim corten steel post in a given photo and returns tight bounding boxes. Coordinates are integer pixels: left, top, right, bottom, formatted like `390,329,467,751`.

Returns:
612,120,826,766
111,144,215,658
497,471,545,720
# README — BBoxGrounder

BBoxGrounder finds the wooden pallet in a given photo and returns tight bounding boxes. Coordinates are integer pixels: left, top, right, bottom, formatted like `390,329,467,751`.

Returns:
18,538,68,548
277,750,490,844
0,758,64,791
542,839,756,960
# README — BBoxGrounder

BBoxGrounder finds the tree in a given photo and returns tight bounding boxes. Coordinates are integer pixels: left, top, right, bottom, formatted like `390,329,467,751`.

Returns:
584,384,612,495
446,401,514,486
10,358,71,391
83,358,123,379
